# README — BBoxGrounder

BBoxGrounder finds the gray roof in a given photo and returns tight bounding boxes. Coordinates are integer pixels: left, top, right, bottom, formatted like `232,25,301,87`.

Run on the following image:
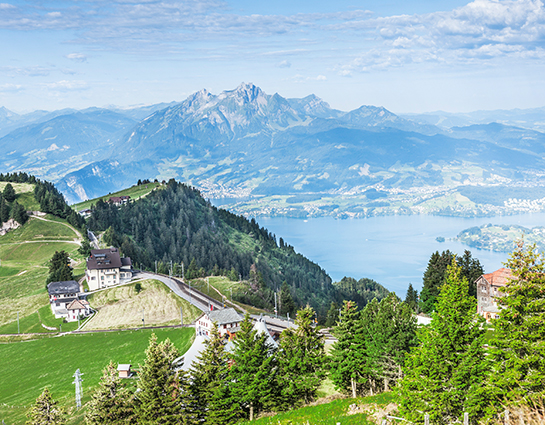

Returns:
121,257,132,267
117,364,131,371
47,280,80,296
206,307,242,325
87,248,122,270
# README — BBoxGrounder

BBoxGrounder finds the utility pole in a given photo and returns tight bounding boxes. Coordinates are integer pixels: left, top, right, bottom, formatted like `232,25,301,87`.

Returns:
182,262,184,280
155,260,157,274
141,309,145,328
189,282,192,306
73,369,83,409
230,287,233,301
17,311,19,334
180,306,183,325
170,260,173,277
274,292,277,318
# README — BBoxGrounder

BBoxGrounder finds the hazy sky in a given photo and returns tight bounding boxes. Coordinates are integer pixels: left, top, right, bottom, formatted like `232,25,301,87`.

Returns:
1,0,545,113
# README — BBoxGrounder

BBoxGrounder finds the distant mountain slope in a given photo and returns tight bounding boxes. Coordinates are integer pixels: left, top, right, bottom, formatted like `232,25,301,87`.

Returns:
1,109,137,184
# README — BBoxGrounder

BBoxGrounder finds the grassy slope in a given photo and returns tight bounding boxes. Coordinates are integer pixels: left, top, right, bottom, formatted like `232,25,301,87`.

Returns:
73,182,161,211
0,327,194,425
85,279,202,330
0,213,84,329
239,393,396,425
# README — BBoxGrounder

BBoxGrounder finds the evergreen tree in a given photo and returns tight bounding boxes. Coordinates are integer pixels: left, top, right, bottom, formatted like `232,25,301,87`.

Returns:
369,293,417,392
276,306,325,409
279,281,296,317
46,251,73,286
419,250,454,314
136,334,183,425
487,242,545,406
78,239,92,258
26,387,65,425
329,300,367,397
397,261,489,424
325,301,339,327
189,323,231,424
3,182,16,202
0,197,10,223
85,362,135,424
457,250,483,299
404,283,419,313
228,314,277,421
10,201,28,225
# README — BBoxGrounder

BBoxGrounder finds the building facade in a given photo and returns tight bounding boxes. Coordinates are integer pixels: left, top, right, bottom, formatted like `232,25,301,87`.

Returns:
476,267,513,321
47,280,90,321
196,307,242,337
86,247,132,291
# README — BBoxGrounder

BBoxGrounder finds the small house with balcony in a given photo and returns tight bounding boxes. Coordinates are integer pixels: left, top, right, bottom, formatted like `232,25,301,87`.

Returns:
47,280,90,321
476,267,513,321
196,307,242,337
86,247,132,291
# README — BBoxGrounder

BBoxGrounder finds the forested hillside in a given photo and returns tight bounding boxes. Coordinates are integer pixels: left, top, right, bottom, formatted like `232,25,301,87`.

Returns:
86,179,389,318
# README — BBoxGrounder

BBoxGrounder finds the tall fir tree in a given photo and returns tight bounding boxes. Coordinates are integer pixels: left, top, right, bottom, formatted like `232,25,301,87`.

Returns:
404,283,419,313
368,293,417,392
228,314,277,421
85,361,135,424
46,251,73,286
324,301,339,327
189,323,234,424
458,250,484,299
276,306,326,409
397,261,489,424
329,300,367,397
26,387,66,425
279,281,296,317
487,241,545,406
0,197,10,223
3,182,16,202
136,334,184,425
419,250,454,314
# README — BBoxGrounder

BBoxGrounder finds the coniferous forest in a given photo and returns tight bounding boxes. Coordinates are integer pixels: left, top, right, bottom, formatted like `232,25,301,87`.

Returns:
86,179,388,318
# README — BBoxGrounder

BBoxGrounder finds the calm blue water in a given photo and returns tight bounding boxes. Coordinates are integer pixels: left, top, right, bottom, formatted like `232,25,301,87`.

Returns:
249,213,545,296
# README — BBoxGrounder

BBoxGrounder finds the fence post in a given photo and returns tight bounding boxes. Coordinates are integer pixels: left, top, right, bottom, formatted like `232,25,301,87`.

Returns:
504,409,509,425
424,413,430,425
464,412,469,425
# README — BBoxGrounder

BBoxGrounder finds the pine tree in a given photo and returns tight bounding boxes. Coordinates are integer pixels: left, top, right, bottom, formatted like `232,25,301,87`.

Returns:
189,323,230,424
369,293,417,392
0,197,10,223
457,250,483,299
420,250,454,314
26,387,66,425
487,242,545,406
136,334,183,425
276,306,325,409
3,182,16,202
329,300,367,397
325,301,339,327
10,201,28,225
279,281,296,317
228,314,277,421
397,261,489,424
46,251,73,286
85,362,135,424
405,283,419,313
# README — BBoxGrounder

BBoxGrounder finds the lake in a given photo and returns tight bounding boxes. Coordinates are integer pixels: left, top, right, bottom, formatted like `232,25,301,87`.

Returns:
247,213,545,296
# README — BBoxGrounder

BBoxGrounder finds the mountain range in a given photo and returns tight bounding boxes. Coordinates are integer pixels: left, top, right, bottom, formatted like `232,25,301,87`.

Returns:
2,83,545,217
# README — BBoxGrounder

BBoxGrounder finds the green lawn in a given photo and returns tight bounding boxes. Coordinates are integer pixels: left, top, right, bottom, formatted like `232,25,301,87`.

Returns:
0,217,79,244
72,182,162,211
0,327,194,425
0,183,40,211
239,392,396,425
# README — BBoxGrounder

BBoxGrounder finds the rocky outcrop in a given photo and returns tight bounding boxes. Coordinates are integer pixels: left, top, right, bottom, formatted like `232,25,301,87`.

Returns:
0,219,21,236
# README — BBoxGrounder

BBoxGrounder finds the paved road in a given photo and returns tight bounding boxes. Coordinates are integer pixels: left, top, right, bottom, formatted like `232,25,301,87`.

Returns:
88,230,99,249
137,272,223,313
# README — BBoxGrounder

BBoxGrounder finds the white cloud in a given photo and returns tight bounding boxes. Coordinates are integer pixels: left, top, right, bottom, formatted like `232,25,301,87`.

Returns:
66,53,87,62
46,80,88,91
277,60,291,68
0,83,23,92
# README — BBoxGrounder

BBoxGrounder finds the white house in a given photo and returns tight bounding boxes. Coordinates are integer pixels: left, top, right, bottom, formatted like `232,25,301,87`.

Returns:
86,247,132,291
47,280,90,321
195,307,242,337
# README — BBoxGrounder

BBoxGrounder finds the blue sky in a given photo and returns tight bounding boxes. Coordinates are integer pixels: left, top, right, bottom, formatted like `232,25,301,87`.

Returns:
1,0,545,113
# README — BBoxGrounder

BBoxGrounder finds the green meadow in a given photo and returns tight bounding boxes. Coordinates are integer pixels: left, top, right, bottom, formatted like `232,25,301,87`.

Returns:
73,182,162,211
0,327,194,425
239,393,396,425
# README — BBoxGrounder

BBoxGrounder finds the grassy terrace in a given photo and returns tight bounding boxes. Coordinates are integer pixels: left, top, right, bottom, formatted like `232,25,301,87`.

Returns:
72,182,162,211
239,393,396,425
85,279,202,330
0,327,194,425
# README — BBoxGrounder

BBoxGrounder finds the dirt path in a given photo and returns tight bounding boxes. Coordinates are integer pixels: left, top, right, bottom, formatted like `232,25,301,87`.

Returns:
31,215,83,242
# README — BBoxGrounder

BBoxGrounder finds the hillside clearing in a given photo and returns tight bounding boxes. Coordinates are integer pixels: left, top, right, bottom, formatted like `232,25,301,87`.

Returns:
85,279,202,330
0,327,194,425
73,182,162,211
